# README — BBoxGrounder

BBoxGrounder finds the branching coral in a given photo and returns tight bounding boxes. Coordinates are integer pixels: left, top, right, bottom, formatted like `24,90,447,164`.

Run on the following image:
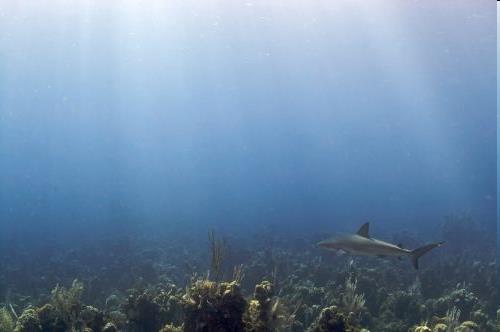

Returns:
49,279,84,328
16,280,100,332
232,264,245,285
340,275,366,316
208,230,227,282
444,306,461,332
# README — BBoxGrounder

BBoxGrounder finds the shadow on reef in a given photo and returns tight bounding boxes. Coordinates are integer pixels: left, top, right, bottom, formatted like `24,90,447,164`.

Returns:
0,214,497,331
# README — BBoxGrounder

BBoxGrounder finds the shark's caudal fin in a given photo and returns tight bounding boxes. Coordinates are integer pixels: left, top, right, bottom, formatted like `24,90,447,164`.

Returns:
411,242,444,269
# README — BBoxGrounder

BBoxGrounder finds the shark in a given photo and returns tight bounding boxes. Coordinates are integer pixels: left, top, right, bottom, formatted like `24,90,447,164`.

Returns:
317,222,444,269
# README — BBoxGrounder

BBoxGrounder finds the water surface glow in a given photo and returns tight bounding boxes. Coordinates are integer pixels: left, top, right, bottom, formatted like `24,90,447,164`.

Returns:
0,1,495,238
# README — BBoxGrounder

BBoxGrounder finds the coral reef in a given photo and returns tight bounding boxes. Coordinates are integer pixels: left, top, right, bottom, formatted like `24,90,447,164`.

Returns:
48,279,84,330
14,308,41,332
123,283,183,332
159,323,183,332
244,280,297,332
124,290,162,331
244,281,275,332
12,280,105,332
0,307,15,332
182,279,246,331
0,216,496,332
307,306,360,332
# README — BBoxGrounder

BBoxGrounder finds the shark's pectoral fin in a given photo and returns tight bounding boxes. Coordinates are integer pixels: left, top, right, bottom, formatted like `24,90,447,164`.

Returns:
356,222,370,238
336,249,347,256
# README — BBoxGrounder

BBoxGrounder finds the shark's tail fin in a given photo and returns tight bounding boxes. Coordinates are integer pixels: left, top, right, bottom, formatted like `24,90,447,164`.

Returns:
411,242,444,270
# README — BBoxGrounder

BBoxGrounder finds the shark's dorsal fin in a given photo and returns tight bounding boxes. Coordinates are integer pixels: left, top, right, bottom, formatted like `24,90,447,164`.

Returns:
356,222,370,238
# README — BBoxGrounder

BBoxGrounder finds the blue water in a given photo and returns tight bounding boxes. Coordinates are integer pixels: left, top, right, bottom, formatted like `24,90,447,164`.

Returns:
0,1,496,243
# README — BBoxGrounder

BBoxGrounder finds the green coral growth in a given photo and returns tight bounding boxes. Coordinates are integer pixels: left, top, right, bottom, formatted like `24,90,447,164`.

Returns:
124,290,162,332
244,281,296,332
159,323,183,332
413,326,431,332
14,308,41,332
0,307,15,332
307,306,360,332
245,281,275,332
183,279,246,332
102,322,118,332
0,216,496,332
13,279,103,332
49,279,84,329
123,284,183,332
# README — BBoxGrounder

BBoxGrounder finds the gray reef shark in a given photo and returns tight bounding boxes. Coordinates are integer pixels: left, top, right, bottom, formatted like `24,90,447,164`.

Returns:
318,222,444,269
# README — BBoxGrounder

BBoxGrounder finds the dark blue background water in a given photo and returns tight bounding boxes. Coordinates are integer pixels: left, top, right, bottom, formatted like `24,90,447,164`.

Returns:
0,1,496,243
